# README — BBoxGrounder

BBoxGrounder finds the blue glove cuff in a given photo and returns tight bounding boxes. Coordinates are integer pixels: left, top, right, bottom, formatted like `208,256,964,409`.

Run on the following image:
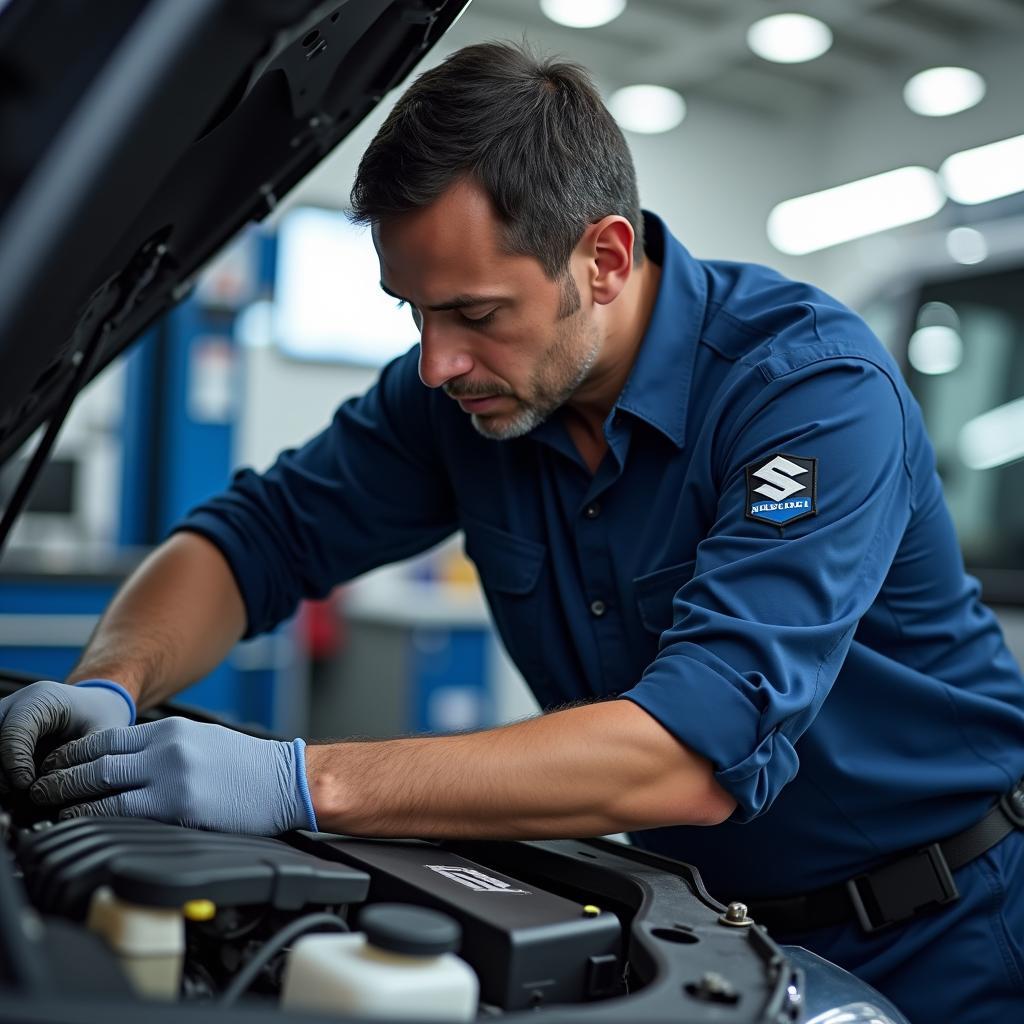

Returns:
74,679,137,725
292,738,319,832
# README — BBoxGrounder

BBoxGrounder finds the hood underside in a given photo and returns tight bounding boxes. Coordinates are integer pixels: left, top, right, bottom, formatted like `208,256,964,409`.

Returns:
0,0,469,467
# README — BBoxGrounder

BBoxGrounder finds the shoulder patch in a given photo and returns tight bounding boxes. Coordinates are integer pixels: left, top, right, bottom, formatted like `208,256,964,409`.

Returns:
745,454,817,527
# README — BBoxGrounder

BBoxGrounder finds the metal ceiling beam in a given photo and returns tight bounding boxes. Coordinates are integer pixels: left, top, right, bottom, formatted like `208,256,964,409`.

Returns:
912,0,1024,31
614,5,887,96
809,0,966,62
686,66,830,118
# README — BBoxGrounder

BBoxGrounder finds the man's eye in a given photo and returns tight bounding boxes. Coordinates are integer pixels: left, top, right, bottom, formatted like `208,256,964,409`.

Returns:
460,309,497,328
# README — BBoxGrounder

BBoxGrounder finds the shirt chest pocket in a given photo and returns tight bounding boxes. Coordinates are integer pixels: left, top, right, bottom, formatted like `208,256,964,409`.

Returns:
633,559,697,635
463,517,545,594
461,516,548,684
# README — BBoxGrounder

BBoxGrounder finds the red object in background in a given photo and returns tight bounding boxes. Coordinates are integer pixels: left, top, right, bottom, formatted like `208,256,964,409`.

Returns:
299,590,346,660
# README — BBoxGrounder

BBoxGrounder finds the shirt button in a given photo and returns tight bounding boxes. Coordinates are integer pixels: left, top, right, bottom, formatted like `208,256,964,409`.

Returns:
583,502,601,519
590,599,607,617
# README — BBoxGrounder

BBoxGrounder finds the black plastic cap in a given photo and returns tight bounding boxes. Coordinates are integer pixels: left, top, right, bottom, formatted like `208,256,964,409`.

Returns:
360,903,462,956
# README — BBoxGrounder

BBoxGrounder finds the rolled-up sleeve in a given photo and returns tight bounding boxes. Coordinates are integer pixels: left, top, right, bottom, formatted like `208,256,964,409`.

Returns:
174,348,457,638
621,355,913,821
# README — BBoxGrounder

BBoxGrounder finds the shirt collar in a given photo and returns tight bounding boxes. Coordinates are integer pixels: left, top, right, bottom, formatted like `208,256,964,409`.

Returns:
613,211,707,449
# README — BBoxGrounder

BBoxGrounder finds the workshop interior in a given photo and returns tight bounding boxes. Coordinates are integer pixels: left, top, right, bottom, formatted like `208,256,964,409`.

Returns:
0,0,1022,1021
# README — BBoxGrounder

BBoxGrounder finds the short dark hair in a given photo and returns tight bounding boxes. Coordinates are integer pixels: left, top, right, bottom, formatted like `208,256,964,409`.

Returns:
350,41,644,279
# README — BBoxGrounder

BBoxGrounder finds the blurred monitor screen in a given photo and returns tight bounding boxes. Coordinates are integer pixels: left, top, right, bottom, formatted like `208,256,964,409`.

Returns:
0,457,76,515
273,206,419,367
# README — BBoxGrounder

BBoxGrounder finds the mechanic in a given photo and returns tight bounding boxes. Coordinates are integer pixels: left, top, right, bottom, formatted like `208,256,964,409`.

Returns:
2,42,1023,1022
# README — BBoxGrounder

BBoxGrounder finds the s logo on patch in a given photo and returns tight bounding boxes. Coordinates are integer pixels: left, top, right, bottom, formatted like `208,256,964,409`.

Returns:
745,454,817,527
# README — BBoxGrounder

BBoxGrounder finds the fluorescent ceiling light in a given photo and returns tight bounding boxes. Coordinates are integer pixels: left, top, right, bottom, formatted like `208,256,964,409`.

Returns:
945,226,988,265
959,397,1024,470
907,325,963,375
540,0,626,29
609,85,686,134
903,67,986,117
767,167,946,255
747,13,833,64
940,133,1024,205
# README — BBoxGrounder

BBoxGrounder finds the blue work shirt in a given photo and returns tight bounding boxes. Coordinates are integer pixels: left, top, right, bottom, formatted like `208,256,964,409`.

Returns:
178,212,1024,900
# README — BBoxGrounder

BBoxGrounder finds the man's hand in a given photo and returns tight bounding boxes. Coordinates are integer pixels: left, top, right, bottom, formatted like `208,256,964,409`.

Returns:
0,680,135,792
29,717,317,836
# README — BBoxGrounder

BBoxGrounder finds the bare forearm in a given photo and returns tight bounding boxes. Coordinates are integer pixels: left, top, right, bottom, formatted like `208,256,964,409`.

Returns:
306,699,736,839
67,532,247,709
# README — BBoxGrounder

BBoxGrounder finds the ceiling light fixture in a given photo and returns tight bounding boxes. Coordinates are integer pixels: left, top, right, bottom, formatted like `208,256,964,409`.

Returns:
904,66,986,117
940,133,1024,205
908,325,964,376
945,226,988,265
767,167,945,255
747,13,833,64
540,0,626,29
608,85,686,134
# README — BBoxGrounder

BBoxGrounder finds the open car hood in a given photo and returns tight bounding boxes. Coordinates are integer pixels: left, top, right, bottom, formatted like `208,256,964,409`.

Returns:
0,0,469,469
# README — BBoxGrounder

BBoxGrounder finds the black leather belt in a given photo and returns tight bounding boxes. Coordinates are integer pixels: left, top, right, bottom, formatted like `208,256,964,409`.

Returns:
746,780,1024,935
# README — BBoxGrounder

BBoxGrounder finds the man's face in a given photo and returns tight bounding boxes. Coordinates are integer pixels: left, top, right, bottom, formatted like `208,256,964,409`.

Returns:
373,179,601,440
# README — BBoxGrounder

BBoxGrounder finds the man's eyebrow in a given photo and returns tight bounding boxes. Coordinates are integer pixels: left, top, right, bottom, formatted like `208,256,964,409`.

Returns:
378,281,505,312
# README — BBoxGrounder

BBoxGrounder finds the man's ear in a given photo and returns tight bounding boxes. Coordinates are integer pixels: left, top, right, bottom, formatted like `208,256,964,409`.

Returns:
584,216,635,306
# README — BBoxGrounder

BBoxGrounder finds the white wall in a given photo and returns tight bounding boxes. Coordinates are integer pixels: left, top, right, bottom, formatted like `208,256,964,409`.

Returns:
635,106,828,286
238,343,377,471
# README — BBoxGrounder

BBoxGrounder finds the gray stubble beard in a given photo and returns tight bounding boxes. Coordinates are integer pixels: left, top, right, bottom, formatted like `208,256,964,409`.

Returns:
469,307,600,441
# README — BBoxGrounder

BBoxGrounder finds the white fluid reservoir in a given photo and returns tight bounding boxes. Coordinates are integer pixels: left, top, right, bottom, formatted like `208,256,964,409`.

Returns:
86,887,184,999
281,904,478,1020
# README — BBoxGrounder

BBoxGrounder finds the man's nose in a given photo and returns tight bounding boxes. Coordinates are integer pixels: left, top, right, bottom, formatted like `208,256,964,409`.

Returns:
417,319,474,389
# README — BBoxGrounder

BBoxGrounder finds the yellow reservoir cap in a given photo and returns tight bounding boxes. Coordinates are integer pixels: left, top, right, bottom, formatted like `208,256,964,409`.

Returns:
582,905,601,917
182,899,217,922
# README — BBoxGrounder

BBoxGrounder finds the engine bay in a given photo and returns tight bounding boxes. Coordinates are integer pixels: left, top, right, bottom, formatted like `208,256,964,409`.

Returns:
2,806,811,1022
